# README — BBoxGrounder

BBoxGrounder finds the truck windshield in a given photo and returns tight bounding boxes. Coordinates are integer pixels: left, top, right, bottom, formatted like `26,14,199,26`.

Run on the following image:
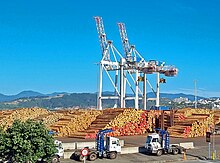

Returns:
146,136,152,143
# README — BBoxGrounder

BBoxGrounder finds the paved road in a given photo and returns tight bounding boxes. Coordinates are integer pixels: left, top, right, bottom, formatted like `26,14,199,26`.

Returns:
60,152,219,163
58,134,220,148
58,134,220,163
60,145,220,163
60,153,196,163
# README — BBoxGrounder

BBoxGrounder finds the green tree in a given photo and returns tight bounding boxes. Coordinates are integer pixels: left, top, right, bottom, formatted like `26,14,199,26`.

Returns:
3,119,57,163
0,127,7,161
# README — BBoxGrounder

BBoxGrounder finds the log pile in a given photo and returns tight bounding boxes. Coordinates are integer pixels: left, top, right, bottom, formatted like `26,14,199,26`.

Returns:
49,109,102,137
1,107,220,139
34,112,64,127
214,110,220,125
181,108,212,117
107,110,148,137
0,110,14,119
70,108,124,138
106,109,144,128
168,108,215,138
0,108,49,129
72,109,150,139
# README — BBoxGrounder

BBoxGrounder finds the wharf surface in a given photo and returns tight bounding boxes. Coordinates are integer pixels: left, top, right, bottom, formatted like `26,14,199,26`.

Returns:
57,134,220,162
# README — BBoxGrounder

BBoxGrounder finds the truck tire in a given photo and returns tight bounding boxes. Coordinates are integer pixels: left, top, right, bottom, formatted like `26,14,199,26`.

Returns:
172,148,178,155
109,152,117,159
89,153,97,161
51,155,59,163
78,155,87,162
156,150,162,156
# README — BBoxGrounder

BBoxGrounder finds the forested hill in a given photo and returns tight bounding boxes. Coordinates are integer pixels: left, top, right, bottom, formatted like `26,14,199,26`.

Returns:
0,91,206,110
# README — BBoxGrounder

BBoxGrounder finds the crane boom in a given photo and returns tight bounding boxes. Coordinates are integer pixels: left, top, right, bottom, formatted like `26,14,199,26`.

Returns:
118,23,131,60
94,16,109,61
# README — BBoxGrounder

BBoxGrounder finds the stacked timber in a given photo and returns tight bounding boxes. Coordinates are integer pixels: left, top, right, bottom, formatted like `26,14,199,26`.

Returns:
1,107,219,139
0,108,49,129
50,109,102,137
214,110,220,124
106,109,143,128
34,112,64,127
189,114,213,137
180,108,212,117
70,108,124,138
107,109,148,137
70,108,149,139
168,108,215,138
0,110,14,119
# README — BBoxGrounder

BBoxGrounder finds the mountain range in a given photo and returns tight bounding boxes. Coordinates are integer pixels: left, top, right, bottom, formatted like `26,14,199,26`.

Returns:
0,91,68,102
0,90,215,110
0,91,206,103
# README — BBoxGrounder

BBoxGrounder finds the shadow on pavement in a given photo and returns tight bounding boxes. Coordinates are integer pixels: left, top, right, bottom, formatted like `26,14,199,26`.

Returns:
186,153,208,160
138,146,147,154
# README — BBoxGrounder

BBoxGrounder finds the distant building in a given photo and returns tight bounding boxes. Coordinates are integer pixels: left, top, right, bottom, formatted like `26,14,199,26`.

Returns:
173,97,189,103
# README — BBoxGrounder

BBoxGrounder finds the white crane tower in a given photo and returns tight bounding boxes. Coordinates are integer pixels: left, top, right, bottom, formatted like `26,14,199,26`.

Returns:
94,16,122,110
117,22,147,109
94,16,178,110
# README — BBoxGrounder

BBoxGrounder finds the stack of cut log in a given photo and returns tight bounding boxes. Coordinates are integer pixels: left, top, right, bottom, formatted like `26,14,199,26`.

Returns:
1,107,219,139
188,113,213,137
107,110,148,137
0,110,14,128
181,108,212,117
168,108,215,138
34,112,64,127
0,108,49,129
214,110,220,125
106,109,143,128
49,109,102,137
70,108,149,139
0,110,14,119
70,108,124,139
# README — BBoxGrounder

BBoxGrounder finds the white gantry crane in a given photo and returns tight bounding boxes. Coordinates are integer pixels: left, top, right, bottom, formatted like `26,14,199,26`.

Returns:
94,16,178,110
117,22,146,109
94,16,123,110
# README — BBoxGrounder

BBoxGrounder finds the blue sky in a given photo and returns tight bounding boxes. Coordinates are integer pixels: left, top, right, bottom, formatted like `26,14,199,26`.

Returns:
0,0,219,97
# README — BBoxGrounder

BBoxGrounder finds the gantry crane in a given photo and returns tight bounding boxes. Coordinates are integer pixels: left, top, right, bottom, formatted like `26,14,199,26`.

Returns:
118,22,147,109
94,16,123,110
94,16,178,110
117,22,178,109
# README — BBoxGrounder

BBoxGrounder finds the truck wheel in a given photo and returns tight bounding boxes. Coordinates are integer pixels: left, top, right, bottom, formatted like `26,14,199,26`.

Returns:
156,150,162,156
79,155,87,161
172,148,178,155
109,152,117,159
89,153,97,161
51,155,59,163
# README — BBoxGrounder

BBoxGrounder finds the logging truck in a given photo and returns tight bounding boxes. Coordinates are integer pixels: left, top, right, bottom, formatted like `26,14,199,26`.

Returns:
145,129,184,156
38,140,64,163
73,129,121,161
51,140,64,163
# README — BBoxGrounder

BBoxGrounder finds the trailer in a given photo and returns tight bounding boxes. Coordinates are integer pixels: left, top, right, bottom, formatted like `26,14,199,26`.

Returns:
73,129,121,161
145,129,184,156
